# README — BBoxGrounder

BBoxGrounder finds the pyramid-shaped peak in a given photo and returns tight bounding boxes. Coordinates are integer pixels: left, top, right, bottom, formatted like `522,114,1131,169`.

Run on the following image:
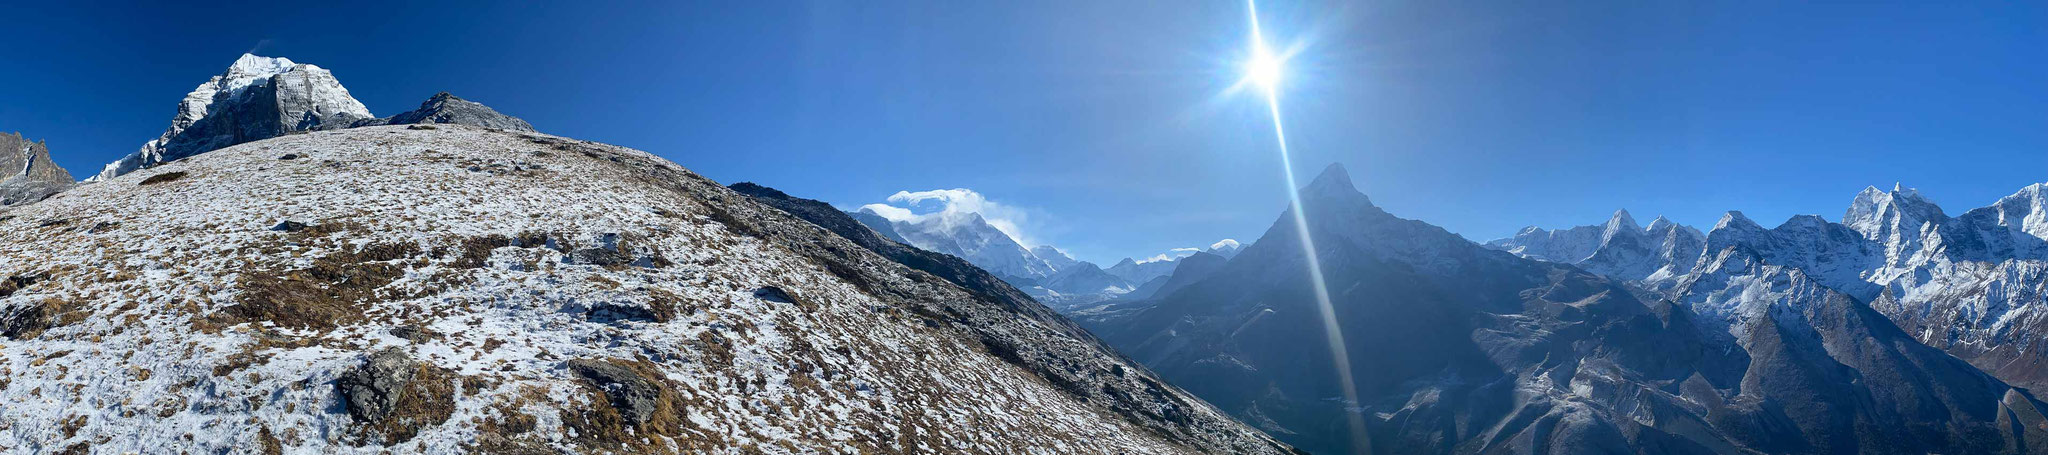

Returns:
1645,215,1674,231
1305,163,1353,192
1607,209,1639,229
1299,162,1375,209
1715,211,1761,231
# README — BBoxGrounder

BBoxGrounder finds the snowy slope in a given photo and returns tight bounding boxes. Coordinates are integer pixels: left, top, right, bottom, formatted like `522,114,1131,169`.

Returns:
0,126,1290,454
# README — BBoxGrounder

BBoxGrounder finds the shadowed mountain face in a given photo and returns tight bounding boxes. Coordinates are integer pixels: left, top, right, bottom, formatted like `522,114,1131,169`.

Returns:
1087,164,2048,455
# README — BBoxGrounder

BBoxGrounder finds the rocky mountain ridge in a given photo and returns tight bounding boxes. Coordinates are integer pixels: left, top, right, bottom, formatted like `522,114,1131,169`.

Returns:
1491,182,2048,390
0,132,73,207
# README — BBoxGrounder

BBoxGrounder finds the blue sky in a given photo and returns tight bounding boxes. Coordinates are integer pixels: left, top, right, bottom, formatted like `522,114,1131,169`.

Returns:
2,1,2043,264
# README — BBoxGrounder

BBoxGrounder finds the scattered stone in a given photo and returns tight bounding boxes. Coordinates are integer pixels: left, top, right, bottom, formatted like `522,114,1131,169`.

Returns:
753,286,797,304
335,349,454,445
564,359,665,426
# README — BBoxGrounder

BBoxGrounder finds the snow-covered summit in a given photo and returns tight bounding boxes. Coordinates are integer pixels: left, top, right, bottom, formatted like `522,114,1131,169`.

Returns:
89,54,373,182
1494,181,2048,390
1486,207,1704,282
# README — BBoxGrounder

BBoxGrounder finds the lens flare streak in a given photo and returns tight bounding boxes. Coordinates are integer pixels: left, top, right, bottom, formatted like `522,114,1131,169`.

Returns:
1244,1,1371,453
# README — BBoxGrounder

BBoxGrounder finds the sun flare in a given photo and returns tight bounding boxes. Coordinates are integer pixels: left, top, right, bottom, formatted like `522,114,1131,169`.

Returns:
1246,51,1283,89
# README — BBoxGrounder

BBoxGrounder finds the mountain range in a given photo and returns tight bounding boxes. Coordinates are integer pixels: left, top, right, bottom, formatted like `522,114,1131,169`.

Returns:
1492,182,2048,394
851,205,1240,310
1081,164,2048,454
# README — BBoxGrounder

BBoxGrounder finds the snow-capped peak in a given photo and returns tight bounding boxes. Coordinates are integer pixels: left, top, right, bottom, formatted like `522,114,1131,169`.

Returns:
229,53,295,74
1714,211,1760,231
1645,215,1676,232
1602,209,1640,238
87,53,372,182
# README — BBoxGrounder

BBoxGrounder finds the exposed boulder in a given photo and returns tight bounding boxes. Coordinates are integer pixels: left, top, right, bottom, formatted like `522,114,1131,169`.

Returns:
335,349,456,445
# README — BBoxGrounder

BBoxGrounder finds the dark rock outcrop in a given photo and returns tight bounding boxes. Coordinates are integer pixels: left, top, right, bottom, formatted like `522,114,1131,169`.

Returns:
0,132,74,206
336,349,455,444
565,359,667,426
351,92,534,132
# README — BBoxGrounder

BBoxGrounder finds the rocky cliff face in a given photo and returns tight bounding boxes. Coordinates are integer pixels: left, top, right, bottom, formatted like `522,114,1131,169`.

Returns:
0,132,73,207
90,54,373,181
0,125,1291,454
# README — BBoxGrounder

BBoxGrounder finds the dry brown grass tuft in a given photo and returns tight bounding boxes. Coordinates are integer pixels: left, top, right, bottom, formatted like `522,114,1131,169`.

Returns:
138,171,188,186
213,242,419,331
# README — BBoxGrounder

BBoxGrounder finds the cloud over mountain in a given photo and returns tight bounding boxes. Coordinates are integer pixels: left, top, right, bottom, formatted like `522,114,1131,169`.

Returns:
859,188,1040,246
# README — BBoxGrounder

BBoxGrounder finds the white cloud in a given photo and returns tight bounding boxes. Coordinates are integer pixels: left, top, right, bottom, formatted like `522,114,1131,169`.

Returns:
856,203,916,222
1135,239,1243,264
863,188,1040,246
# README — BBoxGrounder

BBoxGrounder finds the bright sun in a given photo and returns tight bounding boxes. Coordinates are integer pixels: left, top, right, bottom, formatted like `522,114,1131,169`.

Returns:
1246,52,1284,89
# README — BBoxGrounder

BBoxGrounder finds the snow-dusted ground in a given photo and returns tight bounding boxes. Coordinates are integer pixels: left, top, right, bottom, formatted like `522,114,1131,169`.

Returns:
0,126,1247,454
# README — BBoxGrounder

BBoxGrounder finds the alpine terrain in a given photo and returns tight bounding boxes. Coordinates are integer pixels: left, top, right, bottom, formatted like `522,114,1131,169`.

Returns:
0,125,1292,454
0,54,1293,454
1085,164,2048,455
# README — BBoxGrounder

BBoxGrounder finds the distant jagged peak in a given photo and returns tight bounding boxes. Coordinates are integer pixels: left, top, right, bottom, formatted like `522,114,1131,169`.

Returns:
1644,215,1675,232
1601,209,1641,238
1714,210,1762,232
1776,214,1833,232
1843,182,1950,244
